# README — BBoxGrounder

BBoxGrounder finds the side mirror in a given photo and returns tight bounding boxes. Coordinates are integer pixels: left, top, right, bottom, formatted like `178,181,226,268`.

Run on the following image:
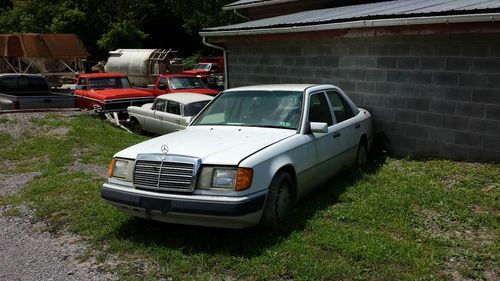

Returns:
310,122,328,133
185,116,193,124
81,85,87,90
158,84,167,90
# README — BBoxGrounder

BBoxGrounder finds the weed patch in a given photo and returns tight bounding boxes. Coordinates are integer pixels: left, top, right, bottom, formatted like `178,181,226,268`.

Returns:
0,112,498,280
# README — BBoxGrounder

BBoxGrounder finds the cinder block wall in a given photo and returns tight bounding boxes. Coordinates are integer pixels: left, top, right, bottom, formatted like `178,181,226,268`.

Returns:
225,32,500,162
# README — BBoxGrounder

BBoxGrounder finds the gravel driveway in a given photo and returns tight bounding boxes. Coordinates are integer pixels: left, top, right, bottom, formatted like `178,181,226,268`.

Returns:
0,112,116,281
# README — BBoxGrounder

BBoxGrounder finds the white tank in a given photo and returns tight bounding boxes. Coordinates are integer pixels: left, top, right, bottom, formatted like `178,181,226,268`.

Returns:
104,49,183,87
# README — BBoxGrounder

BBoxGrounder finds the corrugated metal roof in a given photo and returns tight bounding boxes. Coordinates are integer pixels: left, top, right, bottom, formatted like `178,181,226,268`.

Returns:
208,0,500,31
224,0,298,10
0,34,87,58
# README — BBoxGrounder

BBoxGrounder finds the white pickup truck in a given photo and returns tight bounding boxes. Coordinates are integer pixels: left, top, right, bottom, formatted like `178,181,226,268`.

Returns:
0,74,75,111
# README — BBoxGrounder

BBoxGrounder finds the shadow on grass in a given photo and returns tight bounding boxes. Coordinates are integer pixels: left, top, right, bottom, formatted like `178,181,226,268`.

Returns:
111,153,387,258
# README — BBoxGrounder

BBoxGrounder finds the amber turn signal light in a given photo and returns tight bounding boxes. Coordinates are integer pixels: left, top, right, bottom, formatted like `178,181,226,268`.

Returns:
235,168,253,191
108,158,116,178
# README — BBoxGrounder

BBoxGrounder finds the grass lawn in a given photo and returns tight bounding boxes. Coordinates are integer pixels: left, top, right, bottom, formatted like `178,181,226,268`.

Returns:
0,112,498,280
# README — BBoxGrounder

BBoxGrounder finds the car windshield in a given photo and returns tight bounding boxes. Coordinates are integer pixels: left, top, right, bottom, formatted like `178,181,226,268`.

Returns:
183,100,211,117
168,77,207,90
193,63,211,71
193,90,303,130
88,77,131,89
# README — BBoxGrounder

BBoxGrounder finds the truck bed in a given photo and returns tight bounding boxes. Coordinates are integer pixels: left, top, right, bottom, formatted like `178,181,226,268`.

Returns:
0,92,75,111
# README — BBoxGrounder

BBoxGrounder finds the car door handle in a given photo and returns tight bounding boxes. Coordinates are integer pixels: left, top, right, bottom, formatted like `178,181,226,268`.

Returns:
333,132,341,138
355,123,361,129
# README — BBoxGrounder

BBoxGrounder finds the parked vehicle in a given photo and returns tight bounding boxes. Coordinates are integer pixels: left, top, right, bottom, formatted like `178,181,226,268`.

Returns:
102,84,373,229
73,73,154,113
0,74,75,111
183,56,224,87
137,74,219,97
128,93,214,135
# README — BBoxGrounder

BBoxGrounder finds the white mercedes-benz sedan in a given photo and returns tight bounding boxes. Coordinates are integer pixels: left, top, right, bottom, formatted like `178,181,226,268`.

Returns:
102,84,373,229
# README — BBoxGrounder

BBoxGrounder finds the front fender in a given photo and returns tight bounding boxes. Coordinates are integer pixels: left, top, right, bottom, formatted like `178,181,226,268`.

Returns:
239,135,313,195
249,154,295,193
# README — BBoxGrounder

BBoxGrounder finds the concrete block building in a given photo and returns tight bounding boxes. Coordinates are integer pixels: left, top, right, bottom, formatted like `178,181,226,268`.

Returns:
201,0,500,162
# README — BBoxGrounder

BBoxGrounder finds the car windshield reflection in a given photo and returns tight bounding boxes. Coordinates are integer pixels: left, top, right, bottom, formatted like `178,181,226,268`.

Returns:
193,90,303,130
168,77,206,90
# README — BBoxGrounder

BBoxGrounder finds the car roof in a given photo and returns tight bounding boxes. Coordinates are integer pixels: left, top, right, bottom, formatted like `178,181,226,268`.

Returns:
79,73,127,78
224,84,318,92
0,73,45,78
156,93,214,104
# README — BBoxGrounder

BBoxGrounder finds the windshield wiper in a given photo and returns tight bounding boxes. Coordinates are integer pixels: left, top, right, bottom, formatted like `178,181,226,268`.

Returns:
244,124,295,130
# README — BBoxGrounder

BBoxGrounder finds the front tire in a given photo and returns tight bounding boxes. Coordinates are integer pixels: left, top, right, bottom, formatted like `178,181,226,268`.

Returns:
130,119,145,135
261,172,294,229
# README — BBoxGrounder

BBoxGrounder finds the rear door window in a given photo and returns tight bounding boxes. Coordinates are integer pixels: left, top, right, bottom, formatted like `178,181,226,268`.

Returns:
326,91,354,123
166,101,181,115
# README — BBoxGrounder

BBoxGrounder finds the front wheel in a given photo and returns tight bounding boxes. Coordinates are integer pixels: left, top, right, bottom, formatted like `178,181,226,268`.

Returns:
130,119,145,135
260,172,294,229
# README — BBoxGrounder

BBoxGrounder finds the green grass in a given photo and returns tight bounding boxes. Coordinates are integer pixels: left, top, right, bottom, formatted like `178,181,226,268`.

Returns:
0,112,498,280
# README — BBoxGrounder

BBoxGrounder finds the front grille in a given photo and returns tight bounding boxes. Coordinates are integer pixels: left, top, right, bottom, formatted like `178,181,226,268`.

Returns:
133,154,200,193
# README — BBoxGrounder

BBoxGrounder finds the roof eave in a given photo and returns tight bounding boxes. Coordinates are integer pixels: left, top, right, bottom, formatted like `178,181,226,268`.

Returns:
201,13,500,37
222,0,299,11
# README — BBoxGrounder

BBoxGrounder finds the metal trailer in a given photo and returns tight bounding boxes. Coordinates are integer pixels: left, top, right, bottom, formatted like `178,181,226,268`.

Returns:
104,49,183,87
0,34,88,87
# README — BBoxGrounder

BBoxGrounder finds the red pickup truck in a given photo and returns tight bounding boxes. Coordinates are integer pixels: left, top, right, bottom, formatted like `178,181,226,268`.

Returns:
182,56,224,84
139,74,219,97
73,73,154,113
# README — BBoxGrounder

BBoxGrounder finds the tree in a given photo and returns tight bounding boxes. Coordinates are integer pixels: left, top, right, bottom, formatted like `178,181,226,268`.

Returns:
166,0,239,35
0,0,240,59
97,20,148,50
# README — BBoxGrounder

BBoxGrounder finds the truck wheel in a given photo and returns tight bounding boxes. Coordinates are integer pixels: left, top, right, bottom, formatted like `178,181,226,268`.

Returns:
356,140,368,168
131,119,145,135
261,171,294,229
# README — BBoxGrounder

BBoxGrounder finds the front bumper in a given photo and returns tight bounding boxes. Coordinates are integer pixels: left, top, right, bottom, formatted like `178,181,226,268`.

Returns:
101,183,267,228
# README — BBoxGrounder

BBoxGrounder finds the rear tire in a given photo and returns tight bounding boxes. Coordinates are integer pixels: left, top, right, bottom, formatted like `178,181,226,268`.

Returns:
261,172,294,229
356,140,368,168
130,119,145,135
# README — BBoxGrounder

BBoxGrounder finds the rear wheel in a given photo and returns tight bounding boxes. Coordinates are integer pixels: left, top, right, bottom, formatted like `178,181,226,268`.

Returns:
261,172,294,229
130,119,145,135
356,140,368,168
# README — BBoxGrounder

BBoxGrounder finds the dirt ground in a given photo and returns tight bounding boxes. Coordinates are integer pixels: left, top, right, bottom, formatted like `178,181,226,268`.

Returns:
0,111,116,281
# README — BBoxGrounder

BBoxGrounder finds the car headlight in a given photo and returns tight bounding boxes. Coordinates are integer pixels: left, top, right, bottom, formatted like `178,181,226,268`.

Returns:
197,167,253,191
212,169,237,188
108,158,134,181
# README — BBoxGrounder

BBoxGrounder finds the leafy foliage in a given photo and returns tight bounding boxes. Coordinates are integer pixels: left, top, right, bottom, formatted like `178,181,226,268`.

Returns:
0,0,239,59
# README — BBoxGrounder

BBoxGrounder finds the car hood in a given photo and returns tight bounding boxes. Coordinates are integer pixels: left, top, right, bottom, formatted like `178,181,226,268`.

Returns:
115,126,296,165
182,70,208,75
91,88,153,100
